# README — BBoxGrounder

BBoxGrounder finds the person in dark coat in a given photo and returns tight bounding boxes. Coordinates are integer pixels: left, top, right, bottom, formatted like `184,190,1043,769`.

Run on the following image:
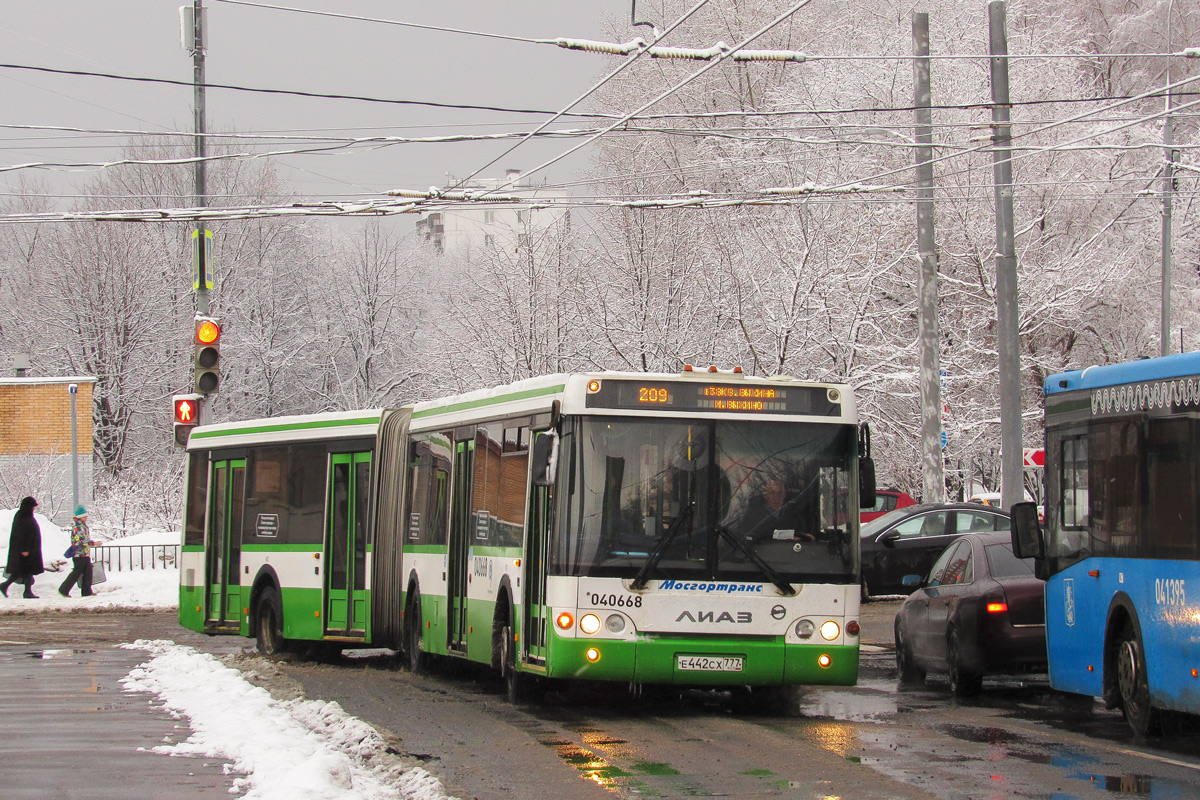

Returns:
2,496,44,598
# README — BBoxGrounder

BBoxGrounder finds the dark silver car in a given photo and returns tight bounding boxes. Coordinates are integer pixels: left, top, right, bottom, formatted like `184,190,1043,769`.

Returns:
893,531,1046,695
859,503,1011,599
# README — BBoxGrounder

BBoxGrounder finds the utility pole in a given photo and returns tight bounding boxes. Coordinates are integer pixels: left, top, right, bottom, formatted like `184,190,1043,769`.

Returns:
1161,0,1177,357
913,12,944,504
988,1,1024,510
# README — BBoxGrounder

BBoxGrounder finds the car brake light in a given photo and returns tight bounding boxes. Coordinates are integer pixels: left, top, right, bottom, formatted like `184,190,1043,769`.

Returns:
986,602,1008,614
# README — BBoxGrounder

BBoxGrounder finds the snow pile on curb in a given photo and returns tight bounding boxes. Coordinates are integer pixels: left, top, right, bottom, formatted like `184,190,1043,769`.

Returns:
120,639,456,800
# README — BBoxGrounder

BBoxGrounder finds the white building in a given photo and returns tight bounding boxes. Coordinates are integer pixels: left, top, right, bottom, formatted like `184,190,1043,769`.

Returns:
416,170,568,258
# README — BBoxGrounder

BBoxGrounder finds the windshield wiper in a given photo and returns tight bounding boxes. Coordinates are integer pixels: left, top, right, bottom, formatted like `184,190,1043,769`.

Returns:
631,505,693,590
714,525,796,596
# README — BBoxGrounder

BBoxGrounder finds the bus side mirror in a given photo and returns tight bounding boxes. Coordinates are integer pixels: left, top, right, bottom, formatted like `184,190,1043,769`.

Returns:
859,457,877,509
531,431,559,487
1010,501,1044,560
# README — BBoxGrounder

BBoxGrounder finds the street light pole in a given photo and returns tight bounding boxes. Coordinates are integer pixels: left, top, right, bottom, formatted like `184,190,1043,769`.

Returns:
69,383,79,512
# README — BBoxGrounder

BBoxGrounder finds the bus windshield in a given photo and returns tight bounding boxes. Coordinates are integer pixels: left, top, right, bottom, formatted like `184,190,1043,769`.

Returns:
554,416,857,583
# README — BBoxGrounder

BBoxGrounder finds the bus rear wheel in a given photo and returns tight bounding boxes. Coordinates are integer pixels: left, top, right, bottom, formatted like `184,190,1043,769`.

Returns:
255,587,286,657
1116,622,1161,736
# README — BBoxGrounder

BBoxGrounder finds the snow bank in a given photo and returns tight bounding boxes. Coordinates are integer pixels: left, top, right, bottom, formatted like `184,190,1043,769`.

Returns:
0,508,178,610
121,640,456,800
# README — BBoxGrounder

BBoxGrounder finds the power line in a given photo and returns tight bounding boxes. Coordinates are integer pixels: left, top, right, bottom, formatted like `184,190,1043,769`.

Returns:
210,0,561,46
0,62,572,117
468,0,823,200
453,0,713,189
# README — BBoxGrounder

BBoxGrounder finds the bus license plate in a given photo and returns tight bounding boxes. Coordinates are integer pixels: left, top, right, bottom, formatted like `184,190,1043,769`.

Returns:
676,655,744,672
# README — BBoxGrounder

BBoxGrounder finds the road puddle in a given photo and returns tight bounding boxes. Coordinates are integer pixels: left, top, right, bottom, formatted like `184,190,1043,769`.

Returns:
30,648,97,659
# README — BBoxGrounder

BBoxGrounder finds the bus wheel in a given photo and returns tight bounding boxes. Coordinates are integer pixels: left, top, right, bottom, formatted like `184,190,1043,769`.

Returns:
500,621,537,704
895,621,925,687
255,587,286,657
406,589,426,675
1116,623,1162,736
947,630,982,697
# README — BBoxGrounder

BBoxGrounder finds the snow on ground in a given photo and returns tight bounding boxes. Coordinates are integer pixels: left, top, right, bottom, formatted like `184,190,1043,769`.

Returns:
0,508,178,609
1,508,456,800
122,641,453,800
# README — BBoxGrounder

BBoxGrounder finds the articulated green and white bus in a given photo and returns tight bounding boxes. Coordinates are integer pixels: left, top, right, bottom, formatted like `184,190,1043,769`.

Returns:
180,370,875,699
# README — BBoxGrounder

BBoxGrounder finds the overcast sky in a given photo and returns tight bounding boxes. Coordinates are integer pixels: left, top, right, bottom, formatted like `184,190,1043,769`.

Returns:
0,1,634,204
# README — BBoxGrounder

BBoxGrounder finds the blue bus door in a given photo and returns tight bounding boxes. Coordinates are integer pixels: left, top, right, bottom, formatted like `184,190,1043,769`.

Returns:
325,452,372,636
206,458,245,631
447,439,474,654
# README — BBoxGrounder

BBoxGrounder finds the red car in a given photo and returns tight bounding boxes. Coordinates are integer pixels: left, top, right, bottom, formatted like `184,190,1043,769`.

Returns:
893,531,1046,695
860,488,917,523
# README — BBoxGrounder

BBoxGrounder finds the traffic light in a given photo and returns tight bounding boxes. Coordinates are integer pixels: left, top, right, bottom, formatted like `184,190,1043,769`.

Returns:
173,393,202,446
194,317,221,394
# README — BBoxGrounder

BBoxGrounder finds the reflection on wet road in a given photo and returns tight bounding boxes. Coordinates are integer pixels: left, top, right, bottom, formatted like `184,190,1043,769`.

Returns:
499,640,1200,799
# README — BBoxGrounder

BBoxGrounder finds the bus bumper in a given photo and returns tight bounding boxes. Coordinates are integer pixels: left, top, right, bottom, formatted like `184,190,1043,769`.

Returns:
544,635,859,686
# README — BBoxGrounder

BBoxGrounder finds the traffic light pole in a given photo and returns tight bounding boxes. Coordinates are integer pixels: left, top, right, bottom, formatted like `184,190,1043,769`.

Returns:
192,0,208,318
186,0,213,426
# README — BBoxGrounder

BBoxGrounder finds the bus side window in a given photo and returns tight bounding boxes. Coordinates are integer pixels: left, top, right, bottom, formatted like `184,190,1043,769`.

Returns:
405,434,453,546
1148,417,1199,558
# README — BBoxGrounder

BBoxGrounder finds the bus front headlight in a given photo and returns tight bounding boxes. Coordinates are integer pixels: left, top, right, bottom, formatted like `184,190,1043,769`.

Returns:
580,613,601,634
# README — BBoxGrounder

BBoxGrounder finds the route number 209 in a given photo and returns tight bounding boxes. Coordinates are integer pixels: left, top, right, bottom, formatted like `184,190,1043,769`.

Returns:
639,387,670,403
588,593,642,608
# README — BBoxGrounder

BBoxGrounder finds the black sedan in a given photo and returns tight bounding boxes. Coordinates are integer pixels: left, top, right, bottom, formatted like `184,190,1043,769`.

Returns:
893,531,1046,695
860,503,1011,599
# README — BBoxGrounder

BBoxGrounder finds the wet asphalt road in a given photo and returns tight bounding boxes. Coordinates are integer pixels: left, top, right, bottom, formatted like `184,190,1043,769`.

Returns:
4,604,1200,799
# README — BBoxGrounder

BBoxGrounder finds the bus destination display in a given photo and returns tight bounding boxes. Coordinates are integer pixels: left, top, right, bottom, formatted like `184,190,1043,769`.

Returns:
586,380,839,416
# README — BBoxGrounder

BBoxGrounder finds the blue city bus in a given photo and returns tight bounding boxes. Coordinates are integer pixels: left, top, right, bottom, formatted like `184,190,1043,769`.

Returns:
1011,351,1200,735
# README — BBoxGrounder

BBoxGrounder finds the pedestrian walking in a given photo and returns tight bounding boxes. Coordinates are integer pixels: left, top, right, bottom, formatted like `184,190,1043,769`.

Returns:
59,505,96,597
2,496,44,598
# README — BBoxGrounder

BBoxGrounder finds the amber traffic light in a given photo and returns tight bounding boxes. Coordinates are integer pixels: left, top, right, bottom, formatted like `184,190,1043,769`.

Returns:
194,318,221,393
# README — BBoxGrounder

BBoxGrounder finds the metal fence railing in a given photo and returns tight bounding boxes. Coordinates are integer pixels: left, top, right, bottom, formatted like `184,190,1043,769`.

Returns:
92,544,179,572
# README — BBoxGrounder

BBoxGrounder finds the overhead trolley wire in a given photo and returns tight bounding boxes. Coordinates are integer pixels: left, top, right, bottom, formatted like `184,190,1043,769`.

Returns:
450,0,713,190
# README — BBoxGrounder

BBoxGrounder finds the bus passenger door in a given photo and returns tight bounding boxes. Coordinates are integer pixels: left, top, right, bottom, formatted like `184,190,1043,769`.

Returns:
522,434,553,664
447,439,474,653
326,452,372,636
206,458,245,631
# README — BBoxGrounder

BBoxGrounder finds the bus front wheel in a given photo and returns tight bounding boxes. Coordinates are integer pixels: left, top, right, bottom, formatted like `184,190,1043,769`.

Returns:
406,588,426,675
500,621,538,704
255,587,286,657
1116,623,1161,736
